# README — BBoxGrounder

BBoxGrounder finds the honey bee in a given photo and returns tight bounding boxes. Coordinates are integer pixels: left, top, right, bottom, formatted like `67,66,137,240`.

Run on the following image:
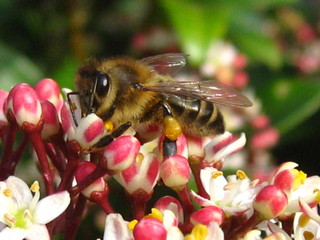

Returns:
74,53,252,147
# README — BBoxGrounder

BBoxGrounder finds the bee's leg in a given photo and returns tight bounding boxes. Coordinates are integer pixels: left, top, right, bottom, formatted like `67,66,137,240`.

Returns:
94,122,132,148
161,102,182,158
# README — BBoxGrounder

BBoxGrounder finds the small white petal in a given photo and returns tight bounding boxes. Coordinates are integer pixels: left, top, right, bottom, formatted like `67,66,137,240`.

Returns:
0,227,26,240
33,191,70,224
5,176,32,209
24,224,50,240
103,214,131,240
166,227,184,240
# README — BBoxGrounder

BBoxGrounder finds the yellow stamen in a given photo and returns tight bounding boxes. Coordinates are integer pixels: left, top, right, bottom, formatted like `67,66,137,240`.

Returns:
184,224,208,240
104,121,114,132
3,188,13,197
4,213,16,228
315,190,320,203
298,214,310,228
71,102,77,111
304,231,315,240
128,219,138,231
145,208,163,222
211,171,223,179
30,181,40,193
136,153,144,167
236,170,247,180
163,116,182,141
291,169,307,191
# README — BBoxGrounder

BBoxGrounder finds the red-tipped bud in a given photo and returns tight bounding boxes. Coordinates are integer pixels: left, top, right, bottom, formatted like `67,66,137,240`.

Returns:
114,150,160,194
133,218,167,240
233,71,248,89
154,196,184,223
6,83,42,130
160,155,190,189
250,128,280,150
254,185,288,219
204,131,246,163
40,100,60,140
102,136,140,172
34,78,63,112
251,114,270,129
190,206,225,226
0,90,8,129
75,161,106,198
233,54,247,69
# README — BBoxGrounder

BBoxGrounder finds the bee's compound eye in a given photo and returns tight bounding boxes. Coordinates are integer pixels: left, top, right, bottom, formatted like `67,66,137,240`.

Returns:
96,73,110,97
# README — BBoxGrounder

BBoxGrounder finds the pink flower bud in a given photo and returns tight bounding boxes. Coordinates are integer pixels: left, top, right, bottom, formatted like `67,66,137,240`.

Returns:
154,196,184,223
160,155,190,189
133,218,167,240
233,71,248,89
60,102,75,137
114,150,159,194
0,90,8,129
34,78,63,112
102,136,140,172
40,100,60,140
273,169,295,193
190,206,225,226
75,114,105,148
75,161,106,198
254,185,288,219
233,54,247,69
250,128,280,149
204,131,246,163
6,83,42,129
187,135,205,157
251,114,270,129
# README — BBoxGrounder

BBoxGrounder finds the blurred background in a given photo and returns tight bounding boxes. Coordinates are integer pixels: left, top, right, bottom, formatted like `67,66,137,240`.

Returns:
0,0,320,237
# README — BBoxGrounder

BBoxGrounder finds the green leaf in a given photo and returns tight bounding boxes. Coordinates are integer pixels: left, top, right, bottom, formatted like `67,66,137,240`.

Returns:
52,56,81,90
255,78,320,135
0,42,43,91
229,11,282,68
159,0,230,66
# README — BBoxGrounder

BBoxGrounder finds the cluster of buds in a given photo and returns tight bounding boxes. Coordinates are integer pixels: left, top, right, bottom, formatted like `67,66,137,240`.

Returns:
0,78,318,240
275,8,320,74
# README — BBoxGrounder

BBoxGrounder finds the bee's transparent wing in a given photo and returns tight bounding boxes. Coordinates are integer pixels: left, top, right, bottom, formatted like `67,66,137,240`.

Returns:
141,53,188,76
143,80,253,108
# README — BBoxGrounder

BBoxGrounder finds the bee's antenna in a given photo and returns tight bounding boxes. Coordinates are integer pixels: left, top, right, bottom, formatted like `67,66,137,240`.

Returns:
67,91,80,127
88,75,98,115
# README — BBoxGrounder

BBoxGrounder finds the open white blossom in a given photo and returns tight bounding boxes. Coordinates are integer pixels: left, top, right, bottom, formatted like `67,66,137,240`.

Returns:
0,176,70,240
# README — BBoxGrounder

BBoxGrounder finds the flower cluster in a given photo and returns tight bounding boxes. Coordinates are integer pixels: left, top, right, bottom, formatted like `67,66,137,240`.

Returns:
0,78,318,240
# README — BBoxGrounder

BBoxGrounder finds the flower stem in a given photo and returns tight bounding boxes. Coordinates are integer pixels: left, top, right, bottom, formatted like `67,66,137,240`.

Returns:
128,189,152,220
175,185,195,215
29,131,55,195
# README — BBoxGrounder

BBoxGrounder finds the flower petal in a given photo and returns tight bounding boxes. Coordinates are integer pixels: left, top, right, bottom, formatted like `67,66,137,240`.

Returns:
0,227,26,240
24,224,50,240
5,176,32,209
103,213,131,240
33,191,70,224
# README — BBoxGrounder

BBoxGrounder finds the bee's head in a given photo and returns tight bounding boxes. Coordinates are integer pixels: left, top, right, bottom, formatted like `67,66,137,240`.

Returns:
75,59,113,118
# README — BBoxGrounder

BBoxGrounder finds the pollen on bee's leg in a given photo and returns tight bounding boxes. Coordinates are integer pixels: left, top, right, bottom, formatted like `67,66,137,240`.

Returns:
163,116,182,141
104,121,114,132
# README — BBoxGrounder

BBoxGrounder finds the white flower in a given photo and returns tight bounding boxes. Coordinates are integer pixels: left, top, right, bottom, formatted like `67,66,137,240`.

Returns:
0,176,70,240
192,167,264,218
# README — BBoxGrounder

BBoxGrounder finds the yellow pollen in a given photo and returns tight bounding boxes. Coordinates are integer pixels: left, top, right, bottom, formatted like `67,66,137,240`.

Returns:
298,214,310,228
211,171,223,179
104,121,114,132
291,169,307,191
236,170,247,180
163,116,182,141
3,188,13,197
4,213,16,228
128,219,138,231
304,231,315,240
136,153,144,167
315,190,320,203
30,181,40,192
263,237,276,240
145,208,163,222
71,102,77,111
184,224,208,240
